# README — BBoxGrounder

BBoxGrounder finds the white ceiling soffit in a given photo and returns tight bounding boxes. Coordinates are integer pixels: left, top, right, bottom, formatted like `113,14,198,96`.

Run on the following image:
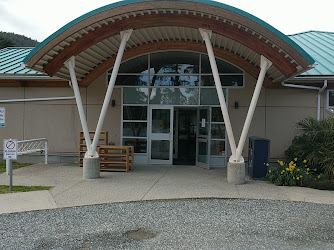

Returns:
23,0,315,86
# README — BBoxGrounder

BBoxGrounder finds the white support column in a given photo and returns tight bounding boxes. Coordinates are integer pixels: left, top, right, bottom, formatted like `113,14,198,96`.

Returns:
235,56,272,162
199,28,237,157
45,140,48,164
199,28,273,184
90,29,133,155
65,57,92,155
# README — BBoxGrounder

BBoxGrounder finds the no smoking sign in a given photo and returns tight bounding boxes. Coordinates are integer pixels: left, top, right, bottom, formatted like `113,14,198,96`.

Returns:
3,139,18,160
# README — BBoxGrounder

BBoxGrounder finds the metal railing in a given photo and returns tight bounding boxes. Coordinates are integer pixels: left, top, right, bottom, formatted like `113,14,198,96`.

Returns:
17,138,48,164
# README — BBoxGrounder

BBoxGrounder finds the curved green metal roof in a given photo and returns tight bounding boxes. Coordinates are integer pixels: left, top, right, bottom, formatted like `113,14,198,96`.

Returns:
23,0,315,65
289,31,334,75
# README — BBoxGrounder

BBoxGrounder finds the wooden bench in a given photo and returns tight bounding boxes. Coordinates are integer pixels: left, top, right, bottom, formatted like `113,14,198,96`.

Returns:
98,145,134,172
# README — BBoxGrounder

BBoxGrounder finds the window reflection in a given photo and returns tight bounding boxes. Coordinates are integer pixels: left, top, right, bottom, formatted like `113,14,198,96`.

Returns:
123,106,147,120
211,124,226,139
201,75,243,86
115,75,149,86
123,88,148,104
152,75,199,86
123,139,147,153
150,51,199,74
201,54,243,73
201,89,219,105
118,54,148,73
123,122,147,137
329,91,334,106
149,88,199,105
151,140,170,160
211,107,224,122
210,140,225,155
152,109,170,133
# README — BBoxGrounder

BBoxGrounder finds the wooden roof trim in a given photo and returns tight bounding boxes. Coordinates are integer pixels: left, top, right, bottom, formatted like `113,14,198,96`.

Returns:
0,79,70,87
44,14,296,78
25,0,313,69
79,40,273,87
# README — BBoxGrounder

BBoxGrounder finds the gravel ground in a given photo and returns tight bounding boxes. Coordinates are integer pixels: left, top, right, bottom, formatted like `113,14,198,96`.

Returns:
0,198,333,250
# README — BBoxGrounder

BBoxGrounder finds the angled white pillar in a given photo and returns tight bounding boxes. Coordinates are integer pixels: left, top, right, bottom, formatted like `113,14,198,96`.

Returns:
66,56,99,179
91,29,133,155
199,28,272,184
65,29,133,179
65,57,92,155
235,56,272,162
199,28,237,157
229,56,271,184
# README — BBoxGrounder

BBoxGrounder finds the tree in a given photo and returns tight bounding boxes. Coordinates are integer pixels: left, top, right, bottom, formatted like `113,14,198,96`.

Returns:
0,32,39,49
0,36,14,49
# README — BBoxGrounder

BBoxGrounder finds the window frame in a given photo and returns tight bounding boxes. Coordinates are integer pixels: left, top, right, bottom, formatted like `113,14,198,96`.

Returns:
326,89,334,114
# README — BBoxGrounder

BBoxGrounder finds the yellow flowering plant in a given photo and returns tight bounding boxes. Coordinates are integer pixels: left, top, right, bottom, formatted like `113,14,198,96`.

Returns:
266,158,315,186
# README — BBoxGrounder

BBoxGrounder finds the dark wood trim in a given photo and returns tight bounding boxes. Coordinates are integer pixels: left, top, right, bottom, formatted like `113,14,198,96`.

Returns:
44,14,295,78
80,40,274,87
0,79,70,87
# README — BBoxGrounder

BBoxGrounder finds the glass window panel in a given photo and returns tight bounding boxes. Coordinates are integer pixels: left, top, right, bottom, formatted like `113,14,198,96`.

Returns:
149,88,199,105
118,54,148,73
329,91,334,106
210,140,226,156
211,124,225,139
201,54,243,73
152,109,170,133
150,51,199,74
200,89,227,105
123,122,147,137
151,75,199,86
198,141,208,163
123,106,147,120
211,107,224,122
114,75,149,86
123,88,148,104
201,75,214,86
123,138,147,153
201,88,219,105
151,140,170,160
201,75,243,86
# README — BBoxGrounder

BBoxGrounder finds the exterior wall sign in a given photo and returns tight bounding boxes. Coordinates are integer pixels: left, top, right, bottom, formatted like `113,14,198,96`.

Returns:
3,139,18,160
0,107,5,127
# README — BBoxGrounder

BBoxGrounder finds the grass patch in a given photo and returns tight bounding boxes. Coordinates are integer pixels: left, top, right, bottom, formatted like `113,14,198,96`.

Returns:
0,161,31,174
0,185,53,194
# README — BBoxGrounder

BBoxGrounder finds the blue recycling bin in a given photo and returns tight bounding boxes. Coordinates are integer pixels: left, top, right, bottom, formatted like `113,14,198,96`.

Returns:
248,137,270,179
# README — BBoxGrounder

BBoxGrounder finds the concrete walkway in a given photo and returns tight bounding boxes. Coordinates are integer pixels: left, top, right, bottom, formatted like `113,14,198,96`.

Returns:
0,163,333,214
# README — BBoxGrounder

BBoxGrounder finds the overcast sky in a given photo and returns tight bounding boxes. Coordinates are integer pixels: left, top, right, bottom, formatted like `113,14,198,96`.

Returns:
0,0,333,42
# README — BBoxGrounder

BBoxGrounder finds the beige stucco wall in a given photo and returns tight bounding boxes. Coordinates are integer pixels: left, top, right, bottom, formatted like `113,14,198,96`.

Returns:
228,73,321,160
0,74,121,154
87,73,121,145
0,71,330,162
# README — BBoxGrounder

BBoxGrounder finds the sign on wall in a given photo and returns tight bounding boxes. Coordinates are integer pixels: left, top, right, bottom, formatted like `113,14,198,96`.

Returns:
0,107,5,127
3,139,18,160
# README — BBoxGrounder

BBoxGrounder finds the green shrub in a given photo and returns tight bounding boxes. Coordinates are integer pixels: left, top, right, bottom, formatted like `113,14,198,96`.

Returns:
285,117,334,178
302,177,334,190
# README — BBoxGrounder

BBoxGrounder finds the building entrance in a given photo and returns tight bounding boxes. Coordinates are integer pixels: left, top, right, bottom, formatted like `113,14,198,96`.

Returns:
173,108,197,165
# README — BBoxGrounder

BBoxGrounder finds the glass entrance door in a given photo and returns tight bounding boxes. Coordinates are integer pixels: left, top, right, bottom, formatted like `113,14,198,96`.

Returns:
196,107,211,169
149,106,173,164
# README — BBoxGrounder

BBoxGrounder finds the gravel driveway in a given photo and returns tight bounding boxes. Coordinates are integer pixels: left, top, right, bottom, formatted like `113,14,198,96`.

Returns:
1,198,333,249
